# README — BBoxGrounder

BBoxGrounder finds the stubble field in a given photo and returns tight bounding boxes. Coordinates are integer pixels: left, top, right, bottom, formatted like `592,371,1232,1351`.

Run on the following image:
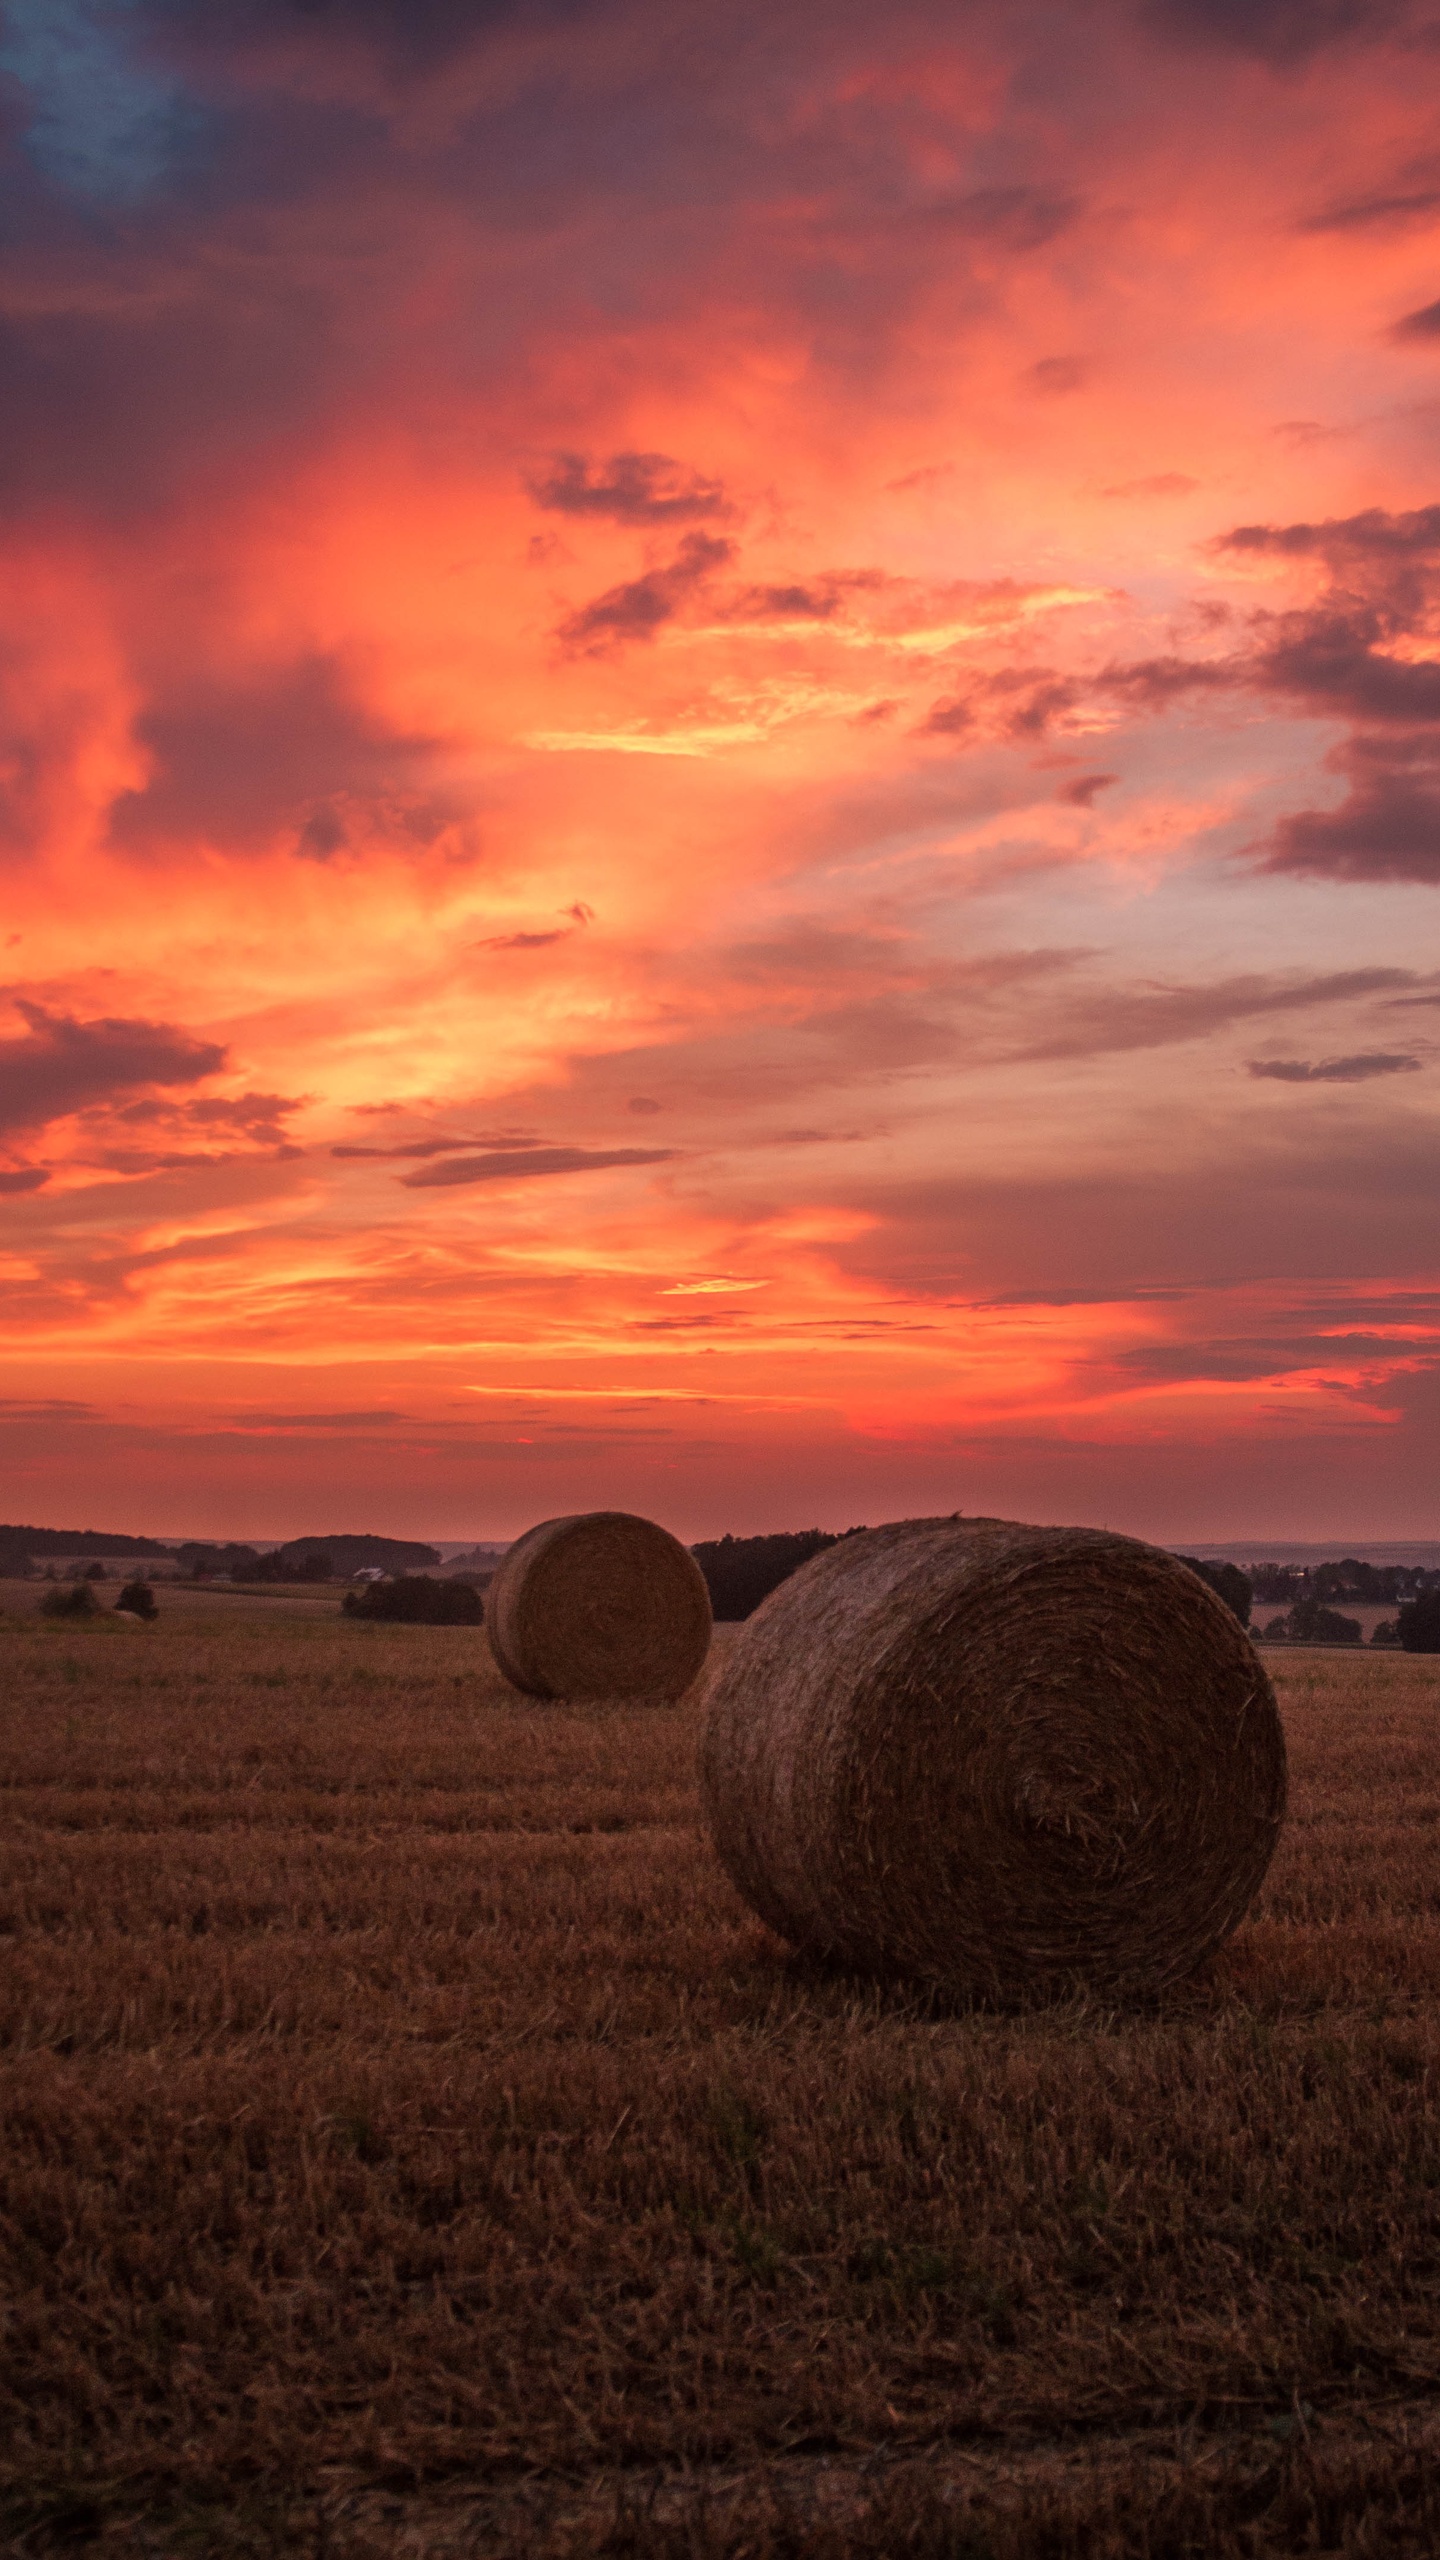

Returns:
3,1583,1440,2556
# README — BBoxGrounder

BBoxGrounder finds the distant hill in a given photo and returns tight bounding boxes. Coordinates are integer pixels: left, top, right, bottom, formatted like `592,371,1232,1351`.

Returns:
275,1534,440,1572
0,1523,174,1563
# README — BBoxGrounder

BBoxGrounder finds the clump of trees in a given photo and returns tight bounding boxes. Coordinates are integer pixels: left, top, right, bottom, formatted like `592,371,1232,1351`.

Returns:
342,1577,484,1625
1262,1599,1363,1645
40,1583,98,1620
1398,1591,1440,1654
176,1543,334,1583
1176,1558,1252,1626
1250,1559,1437,1607
690,1529,867,1622
116,1580,158,1621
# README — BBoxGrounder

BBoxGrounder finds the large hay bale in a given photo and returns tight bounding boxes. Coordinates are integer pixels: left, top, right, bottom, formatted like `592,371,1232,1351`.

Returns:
700,1516,1286,2000
487,1511,712,1700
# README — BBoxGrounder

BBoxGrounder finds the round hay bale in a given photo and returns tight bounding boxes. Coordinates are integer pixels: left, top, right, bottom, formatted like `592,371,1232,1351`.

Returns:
487,1511,712,1700
700,1516,1285,2000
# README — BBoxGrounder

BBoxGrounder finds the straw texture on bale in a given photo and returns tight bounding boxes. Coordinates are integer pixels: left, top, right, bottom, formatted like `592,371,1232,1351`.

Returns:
487,1510,712,1701
700,1517,1286,2000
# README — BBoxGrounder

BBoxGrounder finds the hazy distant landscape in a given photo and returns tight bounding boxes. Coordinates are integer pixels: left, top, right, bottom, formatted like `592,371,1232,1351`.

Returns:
7,1518,1439,1659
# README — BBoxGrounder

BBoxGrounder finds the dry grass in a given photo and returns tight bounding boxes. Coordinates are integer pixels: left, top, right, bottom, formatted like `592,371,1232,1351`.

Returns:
3,1584,1440,2555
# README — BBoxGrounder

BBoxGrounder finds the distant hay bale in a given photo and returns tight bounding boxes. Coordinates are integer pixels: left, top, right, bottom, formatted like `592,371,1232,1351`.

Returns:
700,1517,1286,2001
487,1511,712,1701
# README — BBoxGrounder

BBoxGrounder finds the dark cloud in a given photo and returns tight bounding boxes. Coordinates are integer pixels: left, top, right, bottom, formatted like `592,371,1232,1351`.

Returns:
1001,676,1080,737
112,1090,299,1131
1023,355,1088,396
1078,505,1440,881
333,1140,463,1160
1219,501,1440,566
528,451,731,525
1302,185,1440,232
0,1167,49,1194
835,1121,1440,1301
297,808,349,861
1016,966,1425,1066
1273,418,1347,447
1058,771,1121,806
107,1090,304,1151
106,653,446,858
1113,1330,1427,1383
915,186,1078,250
555,533,734,654
1393,297,1440,341
1257,610,1440,724
226,1408,411,1429
477,908,590,949
400,1145,674,1188
333,1132,540,1159
1249,1052,1423,1079
0,1001,225,1137
1140,0,1415,62
1265,740,1440,882
923,665,1081,743
1098,653,1239,710
154,0,606,72
722,578,858,622
921,698,974,736
0,1398,96,1418
628,1096,663,1114
1175,510,1440,879
0,263,339,521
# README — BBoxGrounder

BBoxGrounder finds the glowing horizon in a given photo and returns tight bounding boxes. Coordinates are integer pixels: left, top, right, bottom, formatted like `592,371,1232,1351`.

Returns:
2,0,1438,1545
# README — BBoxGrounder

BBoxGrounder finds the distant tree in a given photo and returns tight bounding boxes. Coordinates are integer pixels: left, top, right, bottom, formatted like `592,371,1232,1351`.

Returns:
41,1583,97,1620
343,1575,483,1625
1398,1591,1440,1655
1176,1558,1252,1627
294,1551,334,1583
1283,1598,1362,1645
690,1528,868,1622
84,1561,107,1582
1314,1558,1393,1603
1250,1564,1305,1605
116,1580,158,1621
1371,1619,1401,1648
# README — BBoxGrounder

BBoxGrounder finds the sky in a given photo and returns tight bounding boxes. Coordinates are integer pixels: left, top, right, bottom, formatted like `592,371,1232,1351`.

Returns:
1,0,1438,1545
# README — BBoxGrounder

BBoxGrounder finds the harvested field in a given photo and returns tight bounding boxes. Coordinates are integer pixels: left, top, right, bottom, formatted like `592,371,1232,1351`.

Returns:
2,1585,1440,2555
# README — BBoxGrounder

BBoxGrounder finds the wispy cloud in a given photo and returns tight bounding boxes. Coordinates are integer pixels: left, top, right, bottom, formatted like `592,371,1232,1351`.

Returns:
1248,1052,1424,1081
400,1147,675,1190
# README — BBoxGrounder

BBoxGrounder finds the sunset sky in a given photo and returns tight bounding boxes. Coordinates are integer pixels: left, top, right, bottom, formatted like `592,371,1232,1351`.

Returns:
2,0,1439,1543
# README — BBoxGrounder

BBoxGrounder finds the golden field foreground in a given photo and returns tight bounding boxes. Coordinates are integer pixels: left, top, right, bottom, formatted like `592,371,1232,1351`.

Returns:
3,1585,1440,2557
